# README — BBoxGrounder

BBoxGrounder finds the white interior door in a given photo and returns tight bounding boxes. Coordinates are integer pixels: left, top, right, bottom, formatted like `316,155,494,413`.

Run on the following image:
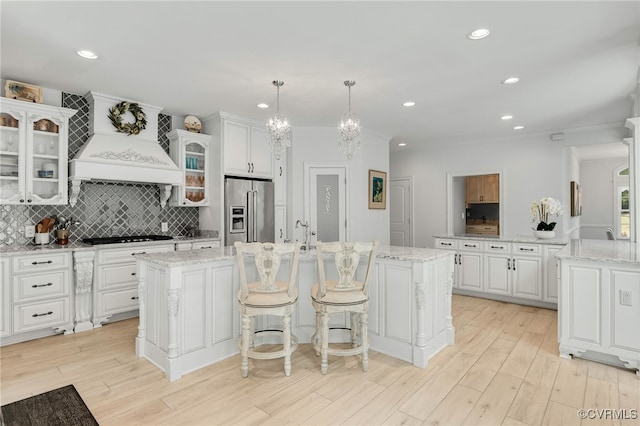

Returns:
390,177,412,246
305,163,348,244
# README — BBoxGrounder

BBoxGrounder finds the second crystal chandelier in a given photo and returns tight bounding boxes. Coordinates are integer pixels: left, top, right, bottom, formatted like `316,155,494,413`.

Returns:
267,80,291,160
339,80,361,160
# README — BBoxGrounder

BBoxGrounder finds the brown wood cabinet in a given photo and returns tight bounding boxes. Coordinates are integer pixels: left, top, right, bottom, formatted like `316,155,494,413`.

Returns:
466,174,499,204
465,224,499,235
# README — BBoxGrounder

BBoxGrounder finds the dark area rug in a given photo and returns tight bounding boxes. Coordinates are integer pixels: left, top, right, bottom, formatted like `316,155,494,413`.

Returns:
1,384,98,426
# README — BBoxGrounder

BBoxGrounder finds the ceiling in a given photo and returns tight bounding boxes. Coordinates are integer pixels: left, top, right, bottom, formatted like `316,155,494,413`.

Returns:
1,1,638,152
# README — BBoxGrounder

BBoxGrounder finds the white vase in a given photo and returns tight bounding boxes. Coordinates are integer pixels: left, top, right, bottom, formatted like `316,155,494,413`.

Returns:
534,230,555,239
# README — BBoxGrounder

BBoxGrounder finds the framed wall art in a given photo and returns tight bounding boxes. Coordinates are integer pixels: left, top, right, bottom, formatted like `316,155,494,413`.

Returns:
4,80,43,103
368,169,387,209
570,180,582,216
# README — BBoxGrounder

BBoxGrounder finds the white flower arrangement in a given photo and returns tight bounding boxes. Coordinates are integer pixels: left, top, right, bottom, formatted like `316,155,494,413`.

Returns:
531,197,563,231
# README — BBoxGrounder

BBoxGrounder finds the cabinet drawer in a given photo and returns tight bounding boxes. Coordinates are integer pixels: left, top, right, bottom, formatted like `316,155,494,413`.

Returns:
175,242,192,251
98,288,139,315
13,270,69,302
12,252,70,274
13,298,70,333
191,240,221,249
97,244,174,264
485,242,510,252
434,239,457,249
98,263,137,290
514,244,540,255
459,241,482,251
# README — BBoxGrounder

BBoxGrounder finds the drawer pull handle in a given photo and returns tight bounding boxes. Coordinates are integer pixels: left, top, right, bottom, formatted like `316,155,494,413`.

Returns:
464,244,476,248
31,283,53,288
200,246,212,249
131,272,137,276
31,260,53,265
490,245,503,249
32,311,53,318
441,242,452,246
131,252,147,256
520,248,534,252
131,296,139,300
512,259,516,271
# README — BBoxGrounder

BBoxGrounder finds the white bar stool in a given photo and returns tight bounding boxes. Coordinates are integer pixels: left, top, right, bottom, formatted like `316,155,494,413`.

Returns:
311,240,378,374
235,241,301,377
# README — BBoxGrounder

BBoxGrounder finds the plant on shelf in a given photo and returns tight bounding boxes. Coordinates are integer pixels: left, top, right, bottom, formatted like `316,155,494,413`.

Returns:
531,197,564,231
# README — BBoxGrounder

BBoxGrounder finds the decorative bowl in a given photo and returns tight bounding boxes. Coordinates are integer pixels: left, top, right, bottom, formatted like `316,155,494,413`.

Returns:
533,230,555,239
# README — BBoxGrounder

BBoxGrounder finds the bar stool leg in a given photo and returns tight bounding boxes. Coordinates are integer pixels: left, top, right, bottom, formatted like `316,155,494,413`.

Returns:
241,314,251,377
361,311,368,372
350,312,358,348
321,312,329,375
283,313,292,377
314,311,321,356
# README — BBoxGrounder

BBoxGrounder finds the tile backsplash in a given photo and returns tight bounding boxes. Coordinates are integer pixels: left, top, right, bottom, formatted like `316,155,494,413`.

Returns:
0,93,199,246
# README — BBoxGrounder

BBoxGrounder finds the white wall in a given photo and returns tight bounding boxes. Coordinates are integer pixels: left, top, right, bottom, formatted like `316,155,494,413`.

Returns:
580,156,628,239
289,127,390,245
390,134,566,248
563,146,581,239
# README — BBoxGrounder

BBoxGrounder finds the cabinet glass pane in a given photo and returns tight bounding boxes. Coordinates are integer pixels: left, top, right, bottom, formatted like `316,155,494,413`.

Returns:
31,123,60,200
0,113,20,199
184,141,205,202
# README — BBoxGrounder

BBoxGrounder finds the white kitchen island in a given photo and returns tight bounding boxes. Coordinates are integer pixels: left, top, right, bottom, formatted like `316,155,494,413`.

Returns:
135,246,455,381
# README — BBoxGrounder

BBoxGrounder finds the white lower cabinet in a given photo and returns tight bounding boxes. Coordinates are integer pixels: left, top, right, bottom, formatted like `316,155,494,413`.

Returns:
93,244,174,327
9,252,73,338
544,246,561,303
436,238,482,290
1,258,10,338
435,237,562,307
559,259,640,374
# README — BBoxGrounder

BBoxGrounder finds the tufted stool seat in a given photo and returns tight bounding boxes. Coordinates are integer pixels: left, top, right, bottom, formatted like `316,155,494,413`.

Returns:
235,241,301,378
311,240,378,374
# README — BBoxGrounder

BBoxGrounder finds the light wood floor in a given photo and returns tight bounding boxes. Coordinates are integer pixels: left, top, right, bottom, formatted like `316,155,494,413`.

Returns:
1,295,638,425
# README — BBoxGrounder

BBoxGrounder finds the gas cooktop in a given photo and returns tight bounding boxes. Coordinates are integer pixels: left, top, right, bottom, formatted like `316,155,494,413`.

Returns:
82,235,174,245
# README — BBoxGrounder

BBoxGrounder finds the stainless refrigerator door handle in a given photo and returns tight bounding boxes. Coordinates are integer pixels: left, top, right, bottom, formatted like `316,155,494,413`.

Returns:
253,190,258,242
246,191,253,242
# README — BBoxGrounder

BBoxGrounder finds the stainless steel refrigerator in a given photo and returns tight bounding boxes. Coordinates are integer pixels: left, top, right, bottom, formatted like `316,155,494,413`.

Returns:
225,177,275,245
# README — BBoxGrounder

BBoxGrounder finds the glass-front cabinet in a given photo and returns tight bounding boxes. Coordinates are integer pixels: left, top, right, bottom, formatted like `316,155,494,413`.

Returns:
0,98,76,205
168,129,211,206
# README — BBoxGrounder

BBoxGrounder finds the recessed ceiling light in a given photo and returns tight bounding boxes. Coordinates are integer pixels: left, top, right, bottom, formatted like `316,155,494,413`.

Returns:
76,49,98,59
501,77,520,85
398,142,407,147
257,103,269,109
501,115,513,120
467,28,490,40
513,125,524,130
402,101,415,107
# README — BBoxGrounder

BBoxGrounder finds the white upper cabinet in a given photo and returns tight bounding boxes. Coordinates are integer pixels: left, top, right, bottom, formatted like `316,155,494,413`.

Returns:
0,98,76,205
222,115,274,179
168,129,211,207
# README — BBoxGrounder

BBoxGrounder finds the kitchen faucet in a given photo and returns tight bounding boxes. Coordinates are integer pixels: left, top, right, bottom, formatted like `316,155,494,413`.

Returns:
295,220,310,250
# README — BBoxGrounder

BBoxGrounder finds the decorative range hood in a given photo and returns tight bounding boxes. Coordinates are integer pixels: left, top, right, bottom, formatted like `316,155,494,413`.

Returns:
68,92,182,207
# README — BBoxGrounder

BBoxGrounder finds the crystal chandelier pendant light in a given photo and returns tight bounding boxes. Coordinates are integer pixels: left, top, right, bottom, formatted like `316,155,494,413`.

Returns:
339,80,361,160
266,80,291,160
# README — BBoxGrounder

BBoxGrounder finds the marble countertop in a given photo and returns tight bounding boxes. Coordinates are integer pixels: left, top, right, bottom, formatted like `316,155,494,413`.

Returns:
136,245,454,267
556,239,640,265
434,234,569,245
0,236,222,256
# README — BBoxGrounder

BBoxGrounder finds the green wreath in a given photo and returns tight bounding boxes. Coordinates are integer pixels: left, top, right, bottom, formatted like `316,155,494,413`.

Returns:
108,101,147,135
